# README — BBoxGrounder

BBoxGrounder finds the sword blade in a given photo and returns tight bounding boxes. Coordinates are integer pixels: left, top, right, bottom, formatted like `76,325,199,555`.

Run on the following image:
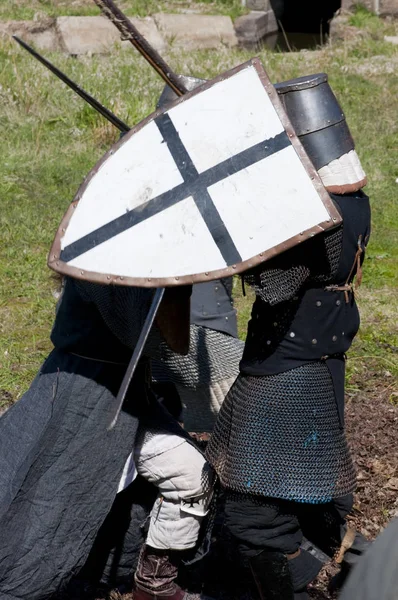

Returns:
92,0,188,97
13,35,130,133
108,287,165,430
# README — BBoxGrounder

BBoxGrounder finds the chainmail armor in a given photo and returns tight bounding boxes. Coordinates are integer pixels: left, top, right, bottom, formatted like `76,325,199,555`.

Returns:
206,361,356,503
152,324,244,389
244,226,343,304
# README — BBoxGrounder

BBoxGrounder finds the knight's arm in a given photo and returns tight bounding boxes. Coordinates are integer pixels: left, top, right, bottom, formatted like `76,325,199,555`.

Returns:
243,224,343,305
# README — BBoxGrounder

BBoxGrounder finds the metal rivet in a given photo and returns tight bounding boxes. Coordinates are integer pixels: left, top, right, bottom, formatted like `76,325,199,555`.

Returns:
232,265,236,269
332,335,338,342
332,218,337,222
273,322,278,327
312,339,317,345
56,261,59,266
120,276,124,280
225,316,229,321
300,232,304,236
215,286,219,291
217,302,221,307
336,300,341,306
316,301,322,307
342,331,345,336
203,311,207,316
107,276,111,280
147,278,151,282
266,340,271,345
175,276,179,280
289,133,293,138
80,271,84,275
53,254,57,259
205,272,209,276
62,228,66,233
289,332,295,338
260,253,263,256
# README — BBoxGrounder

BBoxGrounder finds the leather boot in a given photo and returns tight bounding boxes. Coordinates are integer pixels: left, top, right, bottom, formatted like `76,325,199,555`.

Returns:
134,545,213,600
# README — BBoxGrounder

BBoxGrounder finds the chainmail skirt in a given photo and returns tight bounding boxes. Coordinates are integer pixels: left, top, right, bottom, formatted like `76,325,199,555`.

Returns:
206,362,356,503
152,325,244,389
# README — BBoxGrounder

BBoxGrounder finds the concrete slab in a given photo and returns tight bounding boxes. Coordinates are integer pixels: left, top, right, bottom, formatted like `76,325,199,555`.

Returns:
244,0,273,10
384,35,398,44
0,19,61,51
56,16,120,54
122,17,167,53
234,10,278,46
154,13,238,50
56,15,166,55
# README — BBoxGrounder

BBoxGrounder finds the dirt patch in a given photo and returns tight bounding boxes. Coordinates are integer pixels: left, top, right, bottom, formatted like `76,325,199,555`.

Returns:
308,374,398,598
0,389,13,416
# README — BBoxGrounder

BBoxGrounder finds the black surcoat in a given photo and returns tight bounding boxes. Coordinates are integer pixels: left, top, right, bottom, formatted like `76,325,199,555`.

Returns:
206,191,371,503
240,192,371,376
190,278,238,338
0,280,178,599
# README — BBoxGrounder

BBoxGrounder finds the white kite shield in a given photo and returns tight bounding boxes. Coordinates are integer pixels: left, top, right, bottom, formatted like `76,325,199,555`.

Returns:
48,58,342,287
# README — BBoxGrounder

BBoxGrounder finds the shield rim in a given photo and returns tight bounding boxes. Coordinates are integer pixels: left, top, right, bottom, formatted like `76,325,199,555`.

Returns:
48,57,342,288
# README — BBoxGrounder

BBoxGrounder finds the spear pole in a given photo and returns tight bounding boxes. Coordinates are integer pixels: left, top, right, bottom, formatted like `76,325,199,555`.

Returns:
13,36,130,133
92,0,188,96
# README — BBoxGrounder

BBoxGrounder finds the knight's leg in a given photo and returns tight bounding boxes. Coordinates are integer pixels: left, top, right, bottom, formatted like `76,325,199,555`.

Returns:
133,430,214,599
224,492,323,600
296,494,371,592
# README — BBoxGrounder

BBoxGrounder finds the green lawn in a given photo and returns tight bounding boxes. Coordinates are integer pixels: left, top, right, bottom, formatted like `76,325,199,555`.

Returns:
0,0,246,21
0,7,397,408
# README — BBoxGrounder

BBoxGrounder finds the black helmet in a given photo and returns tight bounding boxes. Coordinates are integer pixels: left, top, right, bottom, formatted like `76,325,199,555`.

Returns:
275,73,366,193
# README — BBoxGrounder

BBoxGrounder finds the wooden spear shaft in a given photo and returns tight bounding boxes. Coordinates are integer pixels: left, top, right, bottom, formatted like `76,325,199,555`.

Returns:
92,0,188,97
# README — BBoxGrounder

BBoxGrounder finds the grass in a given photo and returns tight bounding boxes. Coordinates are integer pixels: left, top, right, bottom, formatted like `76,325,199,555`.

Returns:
0,0,246,22
0,11,397,408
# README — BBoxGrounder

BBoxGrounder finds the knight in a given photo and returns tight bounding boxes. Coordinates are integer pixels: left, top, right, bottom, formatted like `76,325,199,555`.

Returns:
0,276,215,599
206,73,372,599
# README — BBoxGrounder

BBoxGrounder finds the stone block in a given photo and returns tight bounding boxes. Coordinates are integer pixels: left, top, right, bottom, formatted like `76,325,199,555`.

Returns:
122,17,167,53
340,0,356,9
57,16,120,54
234,10,278,46
245,0,272,10
341,0,398,14
56,15,166,55
154,13,238,50
380,0,398,14
0,18,61,51
384,35,398,44
328,14,363,43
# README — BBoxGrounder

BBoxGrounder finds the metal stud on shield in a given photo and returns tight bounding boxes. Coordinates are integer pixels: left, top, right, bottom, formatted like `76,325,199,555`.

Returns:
23,0,342,427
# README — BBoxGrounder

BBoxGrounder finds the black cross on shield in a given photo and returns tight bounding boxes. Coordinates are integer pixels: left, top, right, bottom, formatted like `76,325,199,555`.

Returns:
60,116,290,266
